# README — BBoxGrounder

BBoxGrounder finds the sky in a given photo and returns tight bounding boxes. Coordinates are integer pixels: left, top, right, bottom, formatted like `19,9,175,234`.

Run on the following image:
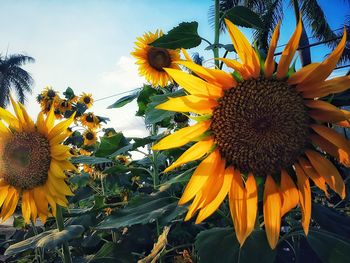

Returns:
0,0,349,138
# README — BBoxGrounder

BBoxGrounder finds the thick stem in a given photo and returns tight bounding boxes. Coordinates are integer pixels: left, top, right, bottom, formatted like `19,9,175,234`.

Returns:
56,205,72,263
213,0,220,67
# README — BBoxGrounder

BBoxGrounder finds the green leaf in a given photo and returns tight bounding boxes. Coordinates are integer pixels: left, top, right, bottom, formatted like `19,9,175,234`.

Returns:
195,228,276,263
225,6,264,29
37,225,85,249
312,203,350,239
136,85,160,116
97,191,186,229
5,230,55,256
107,91,139,109
307,229,350,263
63,87,75,100
150,22,202,49
95,133,128,157
87,242,133,263
71,156,113,165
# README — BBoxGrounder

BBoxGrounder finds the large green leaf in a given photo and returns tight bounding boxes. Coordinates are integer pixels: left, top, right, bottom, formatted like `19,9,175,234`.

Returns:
95,133,128,157
195,228,276,263
71,156,113,165
5,229,55,256
150,22,202,49
86,242,133,263
307,229,350,263
37,225,85,249
136,85,160,116
312,203,350,239
97,191,186,229
225,6,264,29
107,91,139,109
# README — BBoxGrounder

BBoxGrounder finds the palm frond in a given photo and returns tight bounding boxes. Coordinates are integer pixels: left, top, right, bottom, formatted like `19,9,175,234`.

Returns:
5,54,35,67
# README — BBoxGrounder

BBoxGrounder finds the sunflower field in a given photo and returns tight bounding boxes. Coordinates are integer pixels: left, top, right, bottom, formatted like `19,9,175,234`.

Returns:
1,1,350,263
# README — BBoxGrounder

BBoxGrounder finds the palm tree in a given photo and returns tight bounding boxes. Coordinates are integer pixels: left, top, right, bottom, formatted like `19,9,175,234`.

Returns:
0,54,35,107
209,0,350,66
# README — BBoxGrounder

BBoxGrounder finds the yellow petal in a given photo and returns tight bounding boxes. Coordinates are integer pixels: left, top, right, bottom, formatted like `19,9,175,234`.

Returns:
224,19,260,78
18,103,35,132
310,134,350,167
28,190,37,222
0,107,20,130
297,28,347,87
45,106,56,132
48,175,74,196
299,157,329,197
50,160,68,179
279,170,299,216
48,112,75,140
51,144,71,158
306,100,348,123
1,187,19,222
217,58,250,79
0,184,9,207
164,139,214,172
263,175,281,249
305,150,345,199
294,162,311,235
156,95,217,115
175,60,236,89
229,168,247,246
288,63,320,85
36,111,47,135
265,22,281,78
244,173,258,242
276,18,302,79
181,48,193,62
0,121,11,139
50,130,72,146
33,187,48,222
184,192,203,221
195,167,233,224
9,95,25,128
179,149,221,205
21,191,32,224
301,75,350,98
152,121,211,150
310,124,350,155
163,68,222,98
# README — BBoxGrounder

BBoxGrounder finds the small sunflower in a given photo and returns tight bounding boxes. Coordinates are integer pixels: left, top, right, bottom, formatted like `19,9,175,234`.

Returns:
80,112,101,130
41,87,59,101
78,92,94,109
131,30,181,87
58,99,73,113
153,19,350,249
0,97,76,224
83,129,97,146
116,155,131,166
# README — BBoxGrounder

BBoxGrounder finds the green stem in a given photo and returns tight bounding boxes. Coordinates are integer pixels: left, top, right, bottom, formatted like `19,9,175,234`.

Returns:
213,0,220,67
56,205,72,263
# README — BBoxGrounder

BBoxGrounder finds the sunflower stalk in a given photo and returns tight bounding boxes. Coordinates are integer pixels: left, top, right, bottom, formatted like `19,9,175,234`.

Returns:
56,205,72,263
213,0,220,67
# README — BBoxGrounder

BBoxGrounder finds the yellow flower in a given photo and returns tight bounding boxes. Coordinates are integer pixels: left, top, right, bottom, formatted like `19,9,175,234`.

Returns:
40,87,59,101
116,155,131,166
0,97,76,224
131,30,181,87
78,92,94,109
153,19,349,249
80,112,101,130
58,99,73,113
83,129,97,146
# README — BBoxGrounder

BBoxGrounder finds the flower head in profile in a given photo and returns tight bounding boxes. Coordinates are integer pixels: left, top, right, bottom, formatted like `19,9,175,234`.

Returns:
0,97,76,224
153,19,349,248
131,30,181,87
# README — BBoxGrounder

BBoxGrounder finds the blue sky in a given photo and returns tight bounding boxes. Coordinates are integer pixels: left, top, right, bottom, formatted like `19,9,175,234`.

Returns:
0,0,349,136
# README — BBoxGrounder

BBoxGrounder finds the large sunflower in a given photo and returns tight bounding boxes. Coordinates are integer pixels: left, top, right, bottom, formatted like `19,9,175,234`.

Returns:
0,97,76,224
131,30,181,87
153,19,349,249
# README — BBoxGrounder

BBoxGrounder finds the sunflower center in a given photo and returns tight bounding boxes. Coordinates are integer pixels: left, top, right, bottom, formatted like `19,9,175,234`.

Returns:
147,47,171,71
86,132,94,140
2,132,51,190
211,77,309,176
47,89,56,98
83,97,91,104
86,114,94,122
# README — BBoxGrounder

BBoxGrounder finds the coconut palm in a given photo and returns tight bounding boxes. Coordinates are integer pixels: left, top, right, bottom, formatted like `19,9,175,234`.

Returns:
0,53,35,107
209,0,350,66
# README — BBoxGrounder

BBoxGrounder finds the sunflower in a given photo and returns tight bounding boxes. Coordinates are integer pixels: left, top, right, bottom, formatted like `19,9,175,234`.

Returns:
83,129,97,146
78,92,94,109
131,30,181,87
40,87,59,101
80,112,101,130
58,98,73,113
0,97,76,224
152,19,349,249
115,155,131,166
